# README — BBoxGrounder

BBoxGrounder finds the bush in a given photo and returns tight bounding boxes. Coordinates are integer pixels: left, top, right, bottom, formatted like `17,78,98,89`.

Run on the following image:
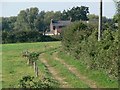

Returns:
62,21,118,79
18,75,58,88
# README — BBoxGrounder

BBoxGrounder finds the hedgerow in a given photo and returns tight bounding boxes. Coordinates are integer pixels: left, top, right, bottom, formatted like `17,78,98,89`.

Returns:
2,30,59,44
62,21,118,79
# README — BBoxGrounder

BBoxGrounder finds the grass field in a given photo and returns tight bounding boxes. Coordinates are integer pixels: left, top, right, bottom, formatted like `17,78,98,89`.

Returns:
2,42,60,88
2,41,118,88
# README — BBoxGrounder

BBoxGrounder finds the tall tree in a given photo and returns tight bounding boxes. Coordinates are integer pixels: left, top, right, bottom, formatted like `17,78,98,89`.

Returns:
14,10,30,31
2,17,17,31
34,11,46,33
113,0,120,21
61,6,89,21
14,7,39,31
27,7,39,30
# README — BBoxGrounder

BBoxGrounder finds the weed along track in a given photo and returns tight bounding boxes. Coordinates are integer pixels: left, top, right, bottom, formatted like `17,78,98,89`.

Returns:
53,52,98,88
40,54,70,88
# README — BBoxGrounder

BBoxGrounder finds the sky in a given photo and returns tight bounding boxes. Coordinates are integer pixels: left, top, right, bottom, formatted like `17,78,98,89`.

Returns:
1,0,117,18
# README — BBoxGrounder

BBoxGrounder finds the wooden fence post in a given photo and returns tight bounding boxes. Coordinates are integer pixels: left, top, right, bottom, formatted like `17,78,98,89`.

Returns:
36,66,39,77
33,62,38,77
27,58,30,65
33,62,36,73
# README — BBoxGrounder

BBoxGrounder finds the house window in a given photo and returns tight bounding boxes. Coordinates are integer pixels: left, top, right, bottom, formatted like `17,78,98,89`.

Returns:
53,26,56,30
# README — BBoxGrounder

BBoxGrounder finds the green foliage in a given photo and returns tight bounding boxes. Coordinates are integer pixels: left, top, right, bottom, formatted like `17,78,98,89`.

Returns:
14,7,39,31
62,21,118,79
88,14,117,30
61,6,89,21
18,75,58,88
114,0,120,14
18,75,35,88
62,21,93,54
58,51,118,87
2,17,17,31
88,14,99,20
2,30,41,43
2,6,90,44
114,1,120,29
2,6,89,33
22,51,40,69
2,6,116,44
27,51,40,62
2,30,59,43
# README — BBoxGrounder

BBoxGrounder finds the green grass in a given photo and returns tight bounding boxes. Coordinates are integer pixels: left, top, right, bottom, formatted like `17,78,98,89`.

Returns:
2,41,118,88
2,41,60,88
36,60,60,88
58,50,118,88
44,51,89,88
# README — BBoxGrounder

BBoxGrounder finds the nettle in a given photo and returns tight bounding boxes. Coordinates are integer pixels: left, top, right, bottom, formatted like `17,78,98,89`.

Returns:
22,51,40,65
18,75,58,88
28,52,40,63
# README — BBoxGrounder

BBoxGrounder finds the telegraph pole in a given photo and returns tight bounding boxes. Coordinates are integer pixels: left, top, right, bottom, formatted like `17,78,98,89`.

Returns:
98,0,102,41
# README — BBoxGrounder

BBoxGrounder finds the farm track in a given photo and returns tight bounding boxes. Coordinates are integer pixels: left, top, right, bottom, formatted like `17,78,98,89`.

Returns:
40,51,98,88
52,52,99,88
40,54,71,88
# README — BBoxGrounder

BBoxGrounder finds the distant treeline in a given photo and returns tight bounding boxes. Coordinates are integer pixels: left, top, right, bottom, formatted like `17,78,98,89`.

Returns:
1,6,118,43
2,30,61,43
1,6,89,43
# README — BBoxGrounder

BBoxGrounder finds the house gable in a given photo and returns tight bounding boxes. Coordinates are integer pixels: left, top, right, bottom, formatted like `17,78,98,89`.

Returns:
50,19,71,35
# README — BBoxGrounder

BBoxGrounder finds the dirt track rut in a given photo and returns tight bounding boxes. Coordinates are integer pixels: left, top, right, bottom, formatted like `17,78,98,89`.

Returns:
40,54,71,88
53,52,98,88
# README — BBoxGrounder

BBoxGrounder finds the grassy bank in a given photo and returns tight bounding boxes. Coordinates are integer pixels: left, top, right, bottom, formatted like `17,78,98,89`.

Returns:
2,42,60,88
58,50,118,88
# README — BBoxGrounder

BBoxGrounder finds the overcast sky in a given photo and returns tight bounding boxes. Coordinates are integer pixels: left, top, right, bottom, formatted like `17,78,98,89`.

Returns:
1,0,116,18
